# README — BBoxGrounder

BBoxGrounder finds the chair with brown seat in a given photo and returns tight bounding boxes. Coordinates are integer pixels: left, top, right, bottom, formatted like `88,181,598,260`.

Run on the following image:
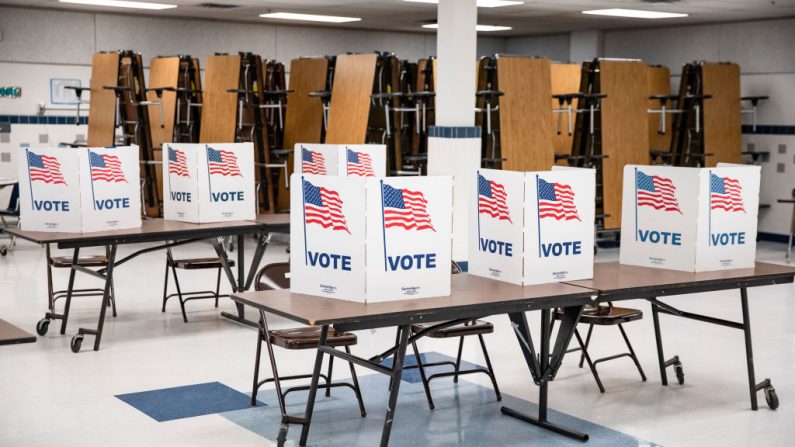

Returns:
46,244,117,320
250,262,366,423
161,247,234,323
553,302,647,393
405,261,501,410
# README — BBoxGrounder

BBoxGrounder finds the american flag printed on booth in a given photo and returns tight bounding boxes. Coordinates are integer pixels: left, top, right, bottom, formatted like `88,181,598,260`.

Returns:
168,147,190,177
636,170,682,214
478,174,511,222
710,173,745,212
537,178,580,221
27,151,67,185
346,148,374,177
207,147,242,177
302,147,326,175
89,151,127,183
303,179,349,233
382,183,435,231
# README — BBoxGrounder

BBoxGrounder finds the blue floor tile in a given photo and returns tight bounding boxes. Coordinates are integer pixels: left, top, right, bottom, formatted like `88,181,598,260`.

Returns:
382,352,485,383
116,381,264,422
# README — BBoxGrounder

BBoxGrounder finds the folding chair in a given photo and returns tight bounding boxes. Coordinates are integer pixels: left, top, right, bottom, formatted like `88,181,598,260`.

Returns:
554,302,648,393
405,262,501,409
250,261,366,423
161,247,234,323
38,244,117,335
0,182,20,256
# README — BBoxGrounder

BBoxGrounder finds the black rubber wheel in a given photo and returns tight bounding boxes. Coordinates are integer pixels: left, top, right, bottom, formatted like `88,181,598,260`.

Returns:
35,318,50,336
70,335,83,353
674,364,685,385
0,245,7,256
765,387,779,410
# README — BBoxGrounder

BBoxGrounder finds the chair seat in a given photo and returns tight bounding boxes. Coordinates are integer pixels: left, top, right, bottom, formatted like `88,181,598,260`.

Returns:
173,257,235,270
557,306,643,325
410,320,494,338
50,255,108,268
268,327,357,350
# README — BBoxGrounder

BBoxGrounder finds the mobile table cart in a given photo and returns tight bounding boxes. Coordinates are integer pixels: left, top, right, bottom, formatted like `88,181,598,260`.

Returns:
8,219,271,353
233,274,597,446
565,262,795,411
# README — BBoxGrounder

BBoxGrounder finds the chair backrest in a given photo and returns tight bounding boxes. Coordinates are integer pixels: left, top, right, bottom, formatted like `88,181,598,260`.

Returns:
7,183,20,214
255,262,290,291
451,260,462,275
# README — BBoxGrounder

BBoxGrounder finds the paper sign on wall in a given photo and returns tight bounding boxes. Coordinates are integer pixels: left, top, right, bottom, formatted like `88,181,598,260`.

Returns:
163,143,255,223
366,176,453,301
619,164,759,272
289,174,366,301
18,146,82,232
78,145,142,232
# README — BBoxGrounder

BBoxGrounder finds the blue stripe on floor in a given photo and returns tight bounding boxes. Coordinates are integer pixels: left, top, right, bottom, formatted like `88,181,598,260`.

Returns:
116,381,264,422
381,352,485,383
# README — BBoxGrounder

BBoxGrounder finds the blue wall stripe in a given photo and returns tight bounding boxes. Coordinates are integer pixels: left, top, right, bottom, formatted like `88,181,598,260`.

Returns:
428,125,481,139
0,115,87,127
742,124,795,135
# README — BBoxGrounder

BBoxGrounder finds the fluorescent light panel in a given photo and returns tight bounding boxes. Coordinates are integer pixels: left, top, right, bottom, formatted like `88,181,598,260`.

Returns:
405,0,523,8
58,0,176,9
422,23,512,32
582,8,688,19
259,12,361,23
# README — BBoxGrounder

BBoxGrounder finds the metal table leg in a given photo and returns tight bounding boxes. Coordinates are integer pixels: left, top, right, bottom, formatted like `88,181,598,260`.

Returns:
299,325,329,446
69,243,118,353
216,235,259,328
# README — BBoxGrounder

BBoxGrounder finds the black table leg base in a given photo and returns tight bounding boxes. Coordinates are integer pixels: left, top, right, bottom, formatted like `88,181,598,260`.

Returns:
221,311,259,328
500,406,589,442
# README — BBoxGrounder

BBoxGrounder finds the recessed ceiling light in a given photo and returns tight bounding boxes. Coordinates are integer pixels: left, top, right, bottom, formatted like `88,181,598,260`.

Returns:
405,0,523,8
259,12,361,23
58,0,177,9
422,23,512,32
581,8,688,19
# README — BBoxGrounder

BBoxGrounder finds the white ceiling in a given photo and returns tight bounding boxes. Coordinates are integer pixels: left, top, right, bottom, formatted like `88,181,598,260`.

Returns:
2,0,795,36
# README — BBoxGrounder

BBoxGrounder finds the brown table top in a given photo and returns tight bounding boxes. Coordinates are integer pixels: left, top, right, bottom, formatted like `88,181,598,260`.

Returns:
565,262,795,300
233,274,595,328
251,213,290,227
7,218,266,248
0,319,36,346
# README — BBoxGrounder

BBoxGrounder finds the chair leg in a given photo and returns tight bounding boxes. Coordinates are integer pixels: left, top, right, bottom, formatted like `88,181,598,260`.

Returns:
618,324,647,382
411,341,435,410
453,336,464,383
579,324,594,368
214,267,221,308
344,345,367,417
161,255,170,313
325,352,334,397
477,334,502,401
170,262,188,323
251,328,265,406
574,328,606,393
46,244,55,312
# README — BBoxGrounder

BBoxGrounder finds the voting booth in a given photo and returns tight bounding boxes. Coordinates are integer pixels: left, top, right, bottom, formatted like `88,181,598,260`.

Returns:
18,145,142,233
290,174,453,303
619,164,760,272
163,143,255,223
468,167,595,286
293,144,387,177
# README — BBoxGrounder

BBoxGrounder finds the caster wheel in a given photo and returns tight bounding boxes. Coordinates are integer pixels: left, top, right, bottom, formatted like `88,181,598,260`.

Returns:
674,363,685,385
36,318,50,336
0,246,7,256
70,335,84,353
765,387,779,410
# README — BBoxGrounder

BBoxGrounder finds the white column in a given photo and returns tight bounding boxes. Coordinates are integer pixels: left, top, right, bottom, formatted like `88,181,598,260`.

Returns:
435,0,477,126
428,0,480,262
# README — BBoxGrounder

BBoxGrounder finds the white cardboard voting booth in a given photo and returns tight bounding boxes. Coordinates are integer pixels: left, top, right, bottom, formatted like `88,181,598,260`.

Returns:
619,164,760,272
163,143,255,223
468,167,595,286
293,143,387,178
78,146,142,232
289,174,367,301
18,145,141,233
290,174,453,303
